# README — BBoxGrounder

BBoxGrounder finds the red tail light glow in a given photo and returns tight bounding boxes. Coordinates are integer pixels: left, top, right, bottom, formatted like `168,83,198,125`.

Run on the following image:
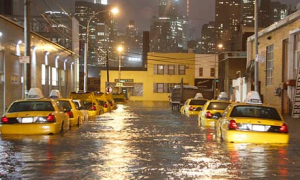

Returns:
279,123,288,133
47,114,56,122
91,105,96,111
67,111,74,118
205,111,212,118
1,116,9,123
189,106,194,111
104,103,107,108
228,120,238,130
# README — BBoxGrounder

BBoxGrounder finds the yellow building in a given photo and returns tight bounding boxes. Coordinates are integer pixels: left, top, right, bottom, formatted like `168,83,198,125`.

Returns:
100,53,196,101
247,10,300,115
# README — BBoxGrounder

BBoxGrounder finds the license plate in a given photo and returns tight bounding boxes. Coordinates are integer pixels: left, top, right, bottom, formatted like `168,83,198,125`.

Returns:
252,125,265,131
22,117,33,123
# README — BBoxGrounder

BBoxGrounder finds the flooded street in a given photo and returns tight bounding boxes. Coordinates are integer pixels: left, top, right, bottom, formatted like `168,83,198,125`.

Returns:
1,101,300,179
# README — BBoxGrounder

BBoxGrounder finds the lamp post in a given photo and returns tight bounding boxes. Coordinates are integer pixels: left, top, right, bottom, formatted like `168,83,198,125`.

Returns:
214,43,223,99
83,7,119,92
117,45,123,93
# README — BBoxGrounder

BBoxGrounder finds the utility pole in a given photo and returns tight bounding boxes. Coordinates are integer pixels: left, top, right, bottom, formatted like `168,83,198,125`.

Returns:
106,50,110,92
24,0,31,98
254,0,259,91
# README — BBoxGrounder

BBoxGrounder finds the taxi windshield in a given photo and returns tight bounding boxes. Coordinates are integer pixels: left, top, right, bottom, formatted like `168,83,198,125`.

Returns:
8,101,54,112
230,105,281,120
207,102,231,110
190,99,207,105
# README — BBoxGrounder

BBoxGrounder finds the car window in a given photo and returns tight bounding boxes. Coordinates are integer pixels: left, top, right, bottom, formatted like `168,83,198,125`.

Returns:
230,105,282,120
58,101,71,110
98,100,105,106
207,102,231,110
8,101,55,112
190,100,207,105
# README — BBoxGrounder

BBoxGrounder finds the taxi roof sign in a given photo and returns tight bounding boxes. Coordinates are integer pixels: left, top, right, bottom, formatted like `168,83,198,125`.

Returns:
27,88,44,99
217,92,228,101
244,91,262,104
49,89,62,99
194,93,203,99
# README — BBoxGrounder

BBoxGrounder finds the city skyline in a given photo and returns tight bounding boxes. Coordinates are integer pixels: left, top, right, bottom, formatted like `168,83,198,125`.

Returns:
29,0,300,39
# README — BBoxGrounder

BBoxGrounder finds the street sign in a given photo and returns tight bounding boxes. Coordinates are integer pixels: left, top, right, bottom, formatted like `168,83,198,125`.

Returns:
116,83,123,87
19,56,30,63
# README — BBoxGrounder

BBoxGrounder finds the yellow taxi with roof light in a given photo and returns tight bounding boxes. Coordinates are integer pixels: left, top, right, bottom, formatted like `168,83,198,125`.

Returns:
198,92,232,127
50,90,84,127
94,91,112,113
0,88,70,135
215,91,289,143
180,98,207,116
69,91,104,118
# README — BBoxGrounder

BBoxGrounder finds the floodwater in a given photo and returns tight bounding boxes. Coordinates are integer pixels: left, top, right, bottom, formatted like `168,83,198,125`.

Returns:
1,101,300,179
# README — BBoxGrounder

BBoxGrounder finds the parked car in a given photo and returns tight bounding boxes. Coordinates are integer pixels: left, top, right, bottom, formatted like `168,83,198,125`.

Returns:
105,93,117,110
72,99,89,121
94,92,112,113
112,93,127,104
180,98,207,116
215,91,289,143
69,91,104,118
0,88,70,135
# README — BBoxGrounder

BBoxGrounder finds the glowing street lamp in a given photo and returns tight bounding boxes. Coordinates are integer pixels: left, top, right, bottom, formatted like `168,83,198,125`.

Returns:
83,7,119,92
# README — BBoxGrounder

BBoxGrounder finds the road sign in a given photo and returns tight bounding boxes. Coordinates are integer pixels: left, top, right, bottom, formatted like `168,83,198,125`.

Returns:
116,83,123,87
19,56,30,63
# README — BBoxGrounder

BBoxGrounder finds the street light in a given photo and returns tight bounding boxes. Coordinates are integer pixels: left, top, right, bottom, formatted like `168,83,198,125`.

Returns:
214,43,223,99
83,7,119,92
117,45,123,93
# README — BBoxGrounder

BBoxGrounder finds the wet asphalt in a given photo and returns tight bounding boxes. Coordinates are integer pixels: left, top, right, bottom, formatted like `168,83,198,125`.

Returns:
1,101,300,180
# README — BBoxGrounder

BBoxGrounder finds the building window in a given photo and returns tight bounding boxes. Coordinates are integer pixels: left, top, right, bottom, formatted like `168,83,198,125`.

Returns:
157,65,164,74
199,67,203,77
178,65,185,75
168,65,175,75
210,68,215,77
157,83,164,93
42,64,46,85
52,67,58,86
266,44,274,86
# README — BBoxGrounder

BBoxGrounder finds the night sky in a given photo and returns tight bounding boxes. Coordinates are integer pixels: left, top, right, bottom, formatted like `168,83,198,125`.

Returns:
31,0,300,38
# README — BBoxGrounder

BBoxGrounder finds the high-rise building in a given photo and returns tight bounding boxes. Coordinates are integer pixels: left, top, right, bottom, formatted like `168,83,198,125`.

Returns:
74,1,118,72
200,21,215,54
215,0,241,51
150,0,186,53
0,0,13,15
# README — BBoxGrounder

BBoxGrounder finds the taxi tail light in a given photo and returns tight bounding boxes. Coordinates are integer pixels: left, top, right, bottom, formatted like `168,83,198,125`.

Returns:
47,114,56,122
67,111,74,118
104,103,107,108
91,105,96,111
228,120,238,130
189,106,194,111
1,116,9,124
279,123,288,133
205,111,212,118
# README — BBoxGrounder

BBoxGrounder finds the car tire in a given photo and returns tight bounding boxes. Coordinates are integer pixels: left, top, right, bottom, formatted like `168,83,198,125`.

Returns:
60,122,64,133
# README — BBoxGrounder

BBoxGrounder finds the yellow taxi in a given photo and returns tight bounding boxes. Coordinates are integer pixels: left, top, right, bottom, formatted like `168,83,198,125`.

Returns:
94,91,112,113
69,91,104,118
180,98,207,116
50,90,84,127
0,88,70,135
106,93,117,110
198,99,232,127
215,91,289,143
112,93,127,104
